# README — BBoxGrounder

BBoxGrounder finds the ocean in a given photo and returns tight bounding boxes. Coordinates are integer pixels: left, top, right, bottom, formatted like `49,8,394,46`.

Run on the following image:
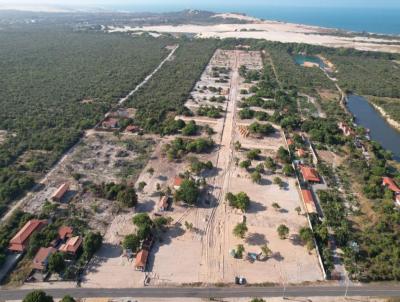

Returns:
110,5,400,36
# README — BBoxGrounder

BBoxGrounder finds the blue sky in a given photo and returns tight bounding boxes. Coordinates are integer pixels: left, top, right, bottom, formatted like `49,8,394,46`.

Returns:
3,0,400,8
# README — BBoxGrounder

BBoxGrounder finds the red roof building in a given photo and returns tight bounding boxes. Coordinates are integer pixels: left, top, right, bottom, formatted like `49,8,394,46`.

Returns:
297,148,306,158
59,236,83,255
338,122,355,137
173,177,183,189
9,220,47,252
125,125,139,133
287,138,294,146
135,249,149,271
301,189,317,214
300,165,321,183
102,118,119,129
51,183,69,201
382,177,400,193
58,226,73,241
32,247,56,271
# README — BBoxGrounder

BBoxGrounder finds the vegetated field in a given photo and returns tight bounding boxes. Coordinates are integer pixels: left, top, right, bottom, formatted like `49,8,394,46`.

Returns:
0,27,171,211
328,55,400,97
126,39,218,133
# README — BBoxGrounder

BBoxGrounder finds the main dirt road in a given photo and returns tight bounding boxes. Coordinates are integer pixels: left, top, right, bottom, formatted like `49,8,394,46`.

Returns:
200,50,240,283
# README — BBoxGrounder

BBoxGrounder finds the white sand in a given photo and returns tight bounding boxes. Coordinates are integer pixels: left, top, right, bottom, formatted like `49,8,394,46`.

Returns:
109,21,400,53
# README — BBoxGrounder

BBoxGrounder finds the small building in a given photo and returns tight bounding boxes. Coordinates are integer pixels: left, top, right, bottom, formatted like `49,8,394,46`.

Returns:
32,247,56,271
158,196,169,211
134,249,149,272
102,118,119,129
287,138,294,147
59,236,83,256
338,122,355,137
51,183,69,202
58,226,73,241
125,125,139,133
382,177,400,193
301,189,317,214
300,165,321,183
173,177,183,190
296,148,306,158
9,220,48,252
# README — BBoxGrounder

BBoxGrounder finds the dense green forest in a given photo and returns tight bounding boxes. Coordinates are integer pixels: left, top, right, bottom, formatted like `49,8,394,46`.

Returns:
126,39,218,133
0,28,172,210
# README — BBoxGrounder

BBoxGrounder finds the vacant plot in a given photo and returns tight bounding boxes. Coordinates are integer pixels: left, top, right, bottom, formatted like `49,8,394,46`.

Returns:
82,49,322,288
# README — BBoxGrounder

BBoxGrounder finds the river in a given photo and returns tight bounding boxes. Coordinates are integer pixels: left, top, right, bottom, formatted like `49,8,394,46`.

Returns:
346,95,400,160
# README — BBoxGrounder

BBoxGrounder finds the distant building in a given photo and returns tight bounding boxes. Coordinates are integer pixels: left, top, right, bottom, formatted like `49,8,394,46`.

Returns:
59,236,83,256
102,118,119,129
158,196,169,211
9,219,47,252
125,125,139,133
286,138,294,147
32,247,56,271
300,165,321,183
134,249,149,272
301,189,317,214
382,177,400,193
338,122,355,137
51,183,69,202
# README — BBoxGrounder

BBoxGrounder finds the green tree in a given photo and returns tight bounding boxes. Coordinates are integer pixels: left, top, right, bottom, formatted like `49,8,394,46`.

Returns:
251,171,262,184
226,192,250,212
23,291,53,302
61,296,76,302
264,156,277,172
240,160,252,170
48,252,65,274
277,147,291,163
117,187,138,208
277,224,290,239
247,149,261,160
282,164,294,176
175,179,200,205
83,232,103,260
123,234,141,253
233,221,248,239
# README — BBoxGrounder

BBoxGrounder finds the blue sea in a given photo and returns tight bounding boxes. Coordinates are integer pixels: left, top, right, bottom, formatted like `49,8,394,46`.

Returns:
109,4,400,35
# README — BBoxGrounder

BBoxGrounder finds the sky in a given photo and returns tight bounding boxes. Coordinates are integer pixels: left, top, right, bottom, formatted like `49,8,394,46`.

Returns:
2,0,400,9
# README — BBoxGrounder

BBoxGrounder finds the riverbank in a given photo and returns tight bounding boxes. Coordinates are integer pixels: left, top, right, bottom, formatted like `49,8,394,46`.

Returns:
367,98,400,131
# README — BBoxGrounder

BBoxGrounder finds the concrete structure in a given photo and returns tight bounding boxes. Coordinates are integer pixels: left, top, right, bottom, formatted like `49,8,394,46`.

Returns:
51,183,69,202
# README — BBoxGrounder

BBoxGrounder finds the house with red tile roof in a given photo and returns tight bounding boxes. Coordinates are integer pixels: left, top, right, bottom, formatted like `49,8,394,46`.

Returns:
300,165,321,183
134,249,149,272
9,220,47,252
32,247,56,271
51,183,69,202
59,236,83,255
301,189,317,214
58,226,73,241
102,118,119,129
382,177,400,193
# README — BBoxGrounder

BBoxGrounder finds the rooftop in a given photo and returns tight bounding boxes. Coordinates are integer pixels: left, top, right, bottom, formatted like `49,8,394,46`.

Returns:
32,247,56,270
300,165,320,183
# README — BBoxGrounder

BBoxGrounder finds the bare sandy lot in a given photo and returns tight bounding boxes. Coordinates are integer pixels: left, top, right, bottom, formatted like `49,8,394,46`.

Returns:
0,130,7,144
81,49,323,288
109,17,400,54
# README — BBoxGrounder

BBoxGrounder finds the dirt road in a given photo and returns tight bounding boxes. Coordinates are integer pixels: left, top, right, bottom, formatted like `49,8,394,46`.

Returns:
200,50,240,283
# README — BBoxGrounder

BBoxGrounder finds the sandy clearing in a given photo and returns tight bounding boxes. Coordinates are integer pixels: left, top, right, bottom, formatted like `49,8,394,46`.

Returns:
109,23,400,53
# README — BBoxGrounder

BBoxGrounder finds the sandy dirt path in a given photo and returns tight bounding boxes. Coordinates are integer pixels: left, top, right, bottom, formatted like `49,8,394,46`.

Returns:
200,50,240,283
